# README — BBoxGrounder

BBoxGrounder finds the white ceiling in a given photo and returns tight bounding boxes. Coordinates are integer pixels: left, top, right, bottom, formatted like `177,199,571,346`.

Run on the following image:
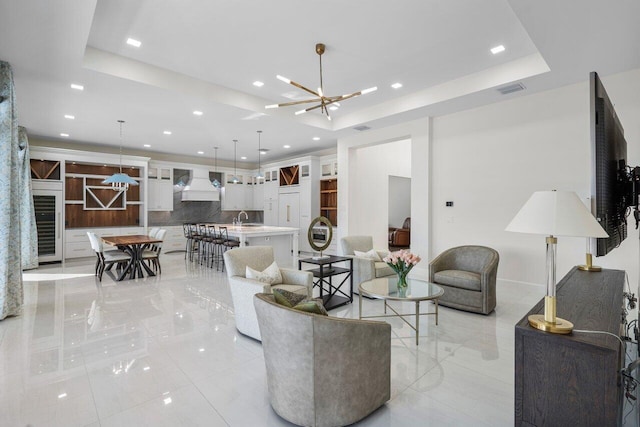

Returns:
1,0,639,164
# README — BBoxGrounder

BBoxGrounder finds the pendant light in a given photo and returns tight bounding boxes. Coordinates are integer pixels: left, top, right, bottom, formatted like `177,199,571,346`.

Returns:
256,130,264,180
231,139,239,183
102,120,139,191
212,146,221,188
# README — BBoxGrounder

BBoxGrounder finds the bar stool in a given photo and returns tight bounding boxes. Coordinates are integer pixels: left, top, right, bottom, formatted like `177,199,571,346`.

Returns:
208,225,225,270
198,224,214,265
183,223,195,260
219,226,240,272
189,224,203,262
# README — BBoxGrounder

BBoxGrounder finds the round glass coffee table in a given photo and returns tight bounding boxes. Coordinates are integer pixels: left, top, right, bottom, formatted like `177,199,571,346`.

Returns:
359,277,444,345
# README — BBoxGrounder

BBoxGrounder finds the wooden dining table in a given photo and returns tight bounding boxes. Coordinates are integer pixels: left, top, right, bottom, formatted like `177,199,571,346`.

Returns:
101,235,163,281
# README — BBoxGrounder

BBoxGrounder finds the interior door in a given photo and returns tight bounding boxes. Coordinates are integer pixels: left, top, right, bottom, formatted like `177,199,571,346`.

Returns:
278,192,299,228
32,189,63,262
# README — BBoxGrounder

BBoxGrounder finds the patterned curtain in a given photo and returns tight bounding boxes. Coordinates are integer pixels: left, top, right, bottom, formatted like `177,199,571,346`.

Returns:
0,61,23,320
19,126,38,270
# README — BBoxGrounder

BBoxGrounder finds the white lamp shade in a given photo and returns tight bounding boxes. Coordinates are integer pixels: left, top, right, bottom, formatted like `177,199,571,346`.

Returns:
505,190,608,238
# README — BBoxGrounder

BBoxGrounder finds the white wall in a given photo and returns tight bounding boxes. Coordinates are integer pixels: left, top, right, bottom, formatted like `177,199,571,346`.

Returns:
351,139,411,249
388,176,411,228
431,68,640,288
339,67,640,288
338,118,431,278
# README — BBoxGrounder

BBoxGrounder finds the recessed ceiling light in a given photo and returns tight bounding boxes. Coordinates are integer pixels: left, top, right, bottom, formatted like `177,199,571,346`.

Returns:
253,81,264,87
70,83,84,91
260,151,267,155
193,110,203,116
490,45,505,54
197,151,204,155
329,106,338,111
283,145,291,149
312,137,320,141
60,133,69,137
143,144,151,148
64,114,75,120
163,130,172,135
241,156,247,160
126,38,142,47
391,82,403,89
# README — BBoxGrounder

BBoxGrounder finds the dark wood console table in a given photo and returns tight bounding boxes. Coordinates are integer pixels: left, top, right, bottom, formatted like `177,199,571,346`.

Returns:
515,266,626,426
298,255,353,310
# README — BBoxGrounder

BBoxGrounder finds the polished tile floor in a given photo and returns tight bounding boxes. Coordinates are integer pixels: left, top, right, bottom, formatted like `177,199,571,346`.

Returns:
0,253,558,426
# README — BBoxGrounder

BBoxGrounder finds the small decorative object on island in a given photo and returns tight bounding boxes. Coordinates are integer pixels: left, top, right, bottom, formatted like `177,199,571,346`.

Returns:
383,250,421,296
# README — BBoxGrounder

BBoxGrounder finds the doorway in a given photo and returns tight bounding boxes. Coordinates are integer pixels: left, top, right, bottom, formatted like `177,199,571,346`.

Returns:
388,176,411,250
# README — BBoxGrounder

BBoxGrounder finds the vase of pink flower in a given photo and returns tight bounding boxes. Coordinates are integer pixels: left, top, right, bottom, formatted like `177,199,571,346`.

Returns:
383,250,421,295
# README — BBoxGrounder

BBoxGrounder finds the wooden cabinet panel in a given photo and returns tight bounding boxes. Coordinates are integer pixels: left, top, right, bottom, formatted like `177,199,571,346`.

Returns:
65,205,140,228
320,179,337,226
515,267,625,427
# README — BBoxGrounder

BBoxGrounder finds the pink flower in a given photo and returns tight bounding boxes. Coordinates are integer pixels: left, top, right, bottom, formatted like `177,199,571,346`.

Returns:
384,250,421,274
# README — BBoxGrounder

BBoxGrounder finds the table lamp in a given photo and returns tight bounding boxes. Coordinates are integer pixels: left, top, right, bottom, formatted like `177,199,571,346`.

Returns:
505,190,608,334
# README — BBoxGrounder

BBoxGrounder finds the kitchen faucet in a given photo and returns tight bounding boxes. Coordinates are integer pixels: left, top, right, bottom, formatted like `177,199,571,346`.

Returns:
237,210,248,225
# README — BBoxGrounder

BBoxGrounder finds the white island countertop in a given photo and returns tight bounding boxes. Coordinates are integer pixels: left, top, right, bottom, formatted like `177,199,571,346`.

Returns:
216,224,299,237
211,224,300,265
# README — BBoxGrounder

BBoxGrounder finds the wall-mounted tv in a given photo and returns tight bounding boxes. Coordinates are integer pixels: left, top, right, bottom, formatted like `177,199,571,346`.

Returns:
590,71,634,256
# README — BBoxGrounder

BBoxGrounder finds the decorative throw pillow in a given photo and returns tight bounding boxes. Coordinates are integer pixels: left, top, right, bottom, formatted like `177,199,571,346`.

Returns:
272,289,329,316
354,249,382,261
272,288,307,307
293,299,329,316
246,261,283,285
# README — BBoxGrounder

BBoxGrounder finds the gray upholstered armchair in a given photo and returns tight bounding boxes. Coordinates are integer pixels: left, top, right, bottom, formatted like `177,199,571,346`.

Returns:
428,245,499,314
223,246,312,340
340,236,394,293
254,293,391,427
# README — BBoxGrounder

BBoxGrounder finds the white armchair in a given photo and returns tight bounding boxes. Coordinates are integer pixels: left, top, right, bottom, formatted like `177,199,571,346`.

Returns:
340,236,395,293
223,246,312,340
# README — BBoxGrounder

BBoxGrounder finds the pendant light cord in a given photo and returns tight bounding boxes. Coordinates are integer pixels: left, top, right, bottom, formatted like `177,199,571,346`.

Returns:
118,120,125,174
257,130,262,177
233,140,238,178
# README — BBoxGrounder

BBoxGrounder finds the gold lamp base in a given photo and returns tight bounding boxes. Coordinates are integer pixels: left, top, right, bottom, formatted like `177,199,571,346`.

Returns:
528,314,574,334
577,253,601,272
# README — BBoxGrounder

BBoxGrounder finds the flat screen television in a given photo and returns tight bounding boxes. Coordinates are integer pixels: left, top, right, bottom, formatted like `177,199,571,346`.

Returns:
590,71,630,256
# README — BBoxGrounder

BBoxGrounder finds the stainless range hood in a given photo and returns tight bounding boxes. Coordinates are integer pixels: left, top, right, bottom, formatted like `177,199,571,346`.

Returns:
181,168,220,201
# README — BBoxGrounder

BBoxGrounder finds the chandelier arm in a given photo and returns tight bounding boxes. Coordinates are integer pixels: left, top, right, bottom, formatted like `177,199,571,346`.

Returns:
274,98,322,108
287,79,321,97
302,103,327,113
333,92,363,102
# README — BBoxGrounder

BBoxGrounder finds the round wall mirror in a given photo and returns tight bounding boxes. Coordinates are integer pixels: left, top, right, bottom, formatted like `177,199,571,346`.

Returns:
308,216,333,258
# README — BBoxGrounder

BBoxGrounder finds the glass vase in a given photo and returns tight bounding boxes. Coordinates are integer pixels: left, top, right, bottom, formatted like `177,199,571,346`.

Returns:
396,271,408,297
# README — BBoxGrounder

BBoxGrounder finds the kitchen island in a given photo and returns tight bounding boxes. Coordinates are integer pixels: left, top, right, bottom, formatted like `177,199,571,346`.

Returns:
218,224,299,267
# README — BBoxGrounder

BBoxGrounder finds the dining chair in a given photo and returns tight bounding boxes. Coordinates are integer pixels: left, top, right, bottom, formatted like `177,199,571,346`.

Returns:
87,232,130,281
142,229,167,274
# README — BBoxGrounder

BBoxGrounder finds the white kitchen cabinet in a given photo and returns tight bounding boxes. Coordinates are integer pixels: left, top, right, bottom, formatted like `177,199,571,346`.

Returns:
264,197,278,226
65,226,144,259
321,159,338,177
148,179,174,211
159,225,187,253
148,166,173,211
222,182,246,210
278,192,300,228
253,180,264,210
